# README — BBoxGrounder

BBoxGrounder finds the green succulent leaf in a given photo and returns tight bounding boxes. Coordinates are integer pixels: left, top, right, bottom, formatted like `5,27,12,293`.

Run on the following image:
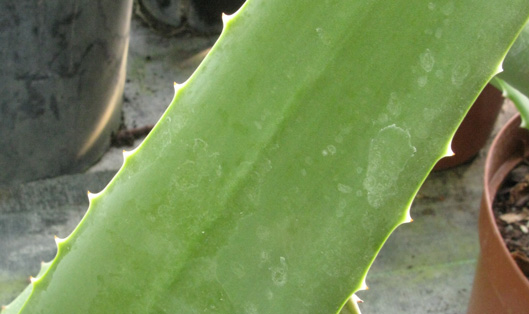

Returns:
493,21,529,129
492,77,529,129
3,0,529,313
498,21,529,98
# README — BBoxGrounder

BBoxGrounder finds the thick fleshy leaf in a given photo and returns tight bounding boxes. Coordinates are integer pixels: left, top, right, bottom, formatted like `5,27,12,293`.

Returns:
493,77,529,129
499,21,529,97
3,0,529,313
494,21,529,129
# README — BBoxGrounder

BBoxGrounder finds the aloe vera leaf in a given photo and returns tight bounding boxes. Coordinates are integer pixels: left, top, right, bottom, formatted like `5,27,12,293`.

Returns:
492,77,529,129
492,21,529,129
498,21,529,97
4,0,529,313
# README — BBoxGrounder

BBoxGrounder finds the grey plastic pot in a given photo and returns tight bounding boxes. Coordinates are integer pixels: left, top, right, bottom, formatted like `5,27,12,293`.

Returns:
0,0,132,185
136,0,245,34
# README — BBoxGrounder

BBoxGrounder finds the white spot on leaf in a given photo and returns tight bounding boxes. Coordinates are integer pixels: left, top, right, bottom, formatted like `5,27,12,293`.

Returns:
337,183,353,194
363,125,416,208
387,92,402,116
270,257,288,286
451,61,470,86
316,27,330,45
418,76,428,87
419,49,435,72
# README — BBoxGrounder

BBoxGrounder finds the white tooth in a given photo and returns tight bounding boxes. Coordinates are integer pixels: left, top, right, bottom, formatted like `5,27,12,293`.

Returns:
360,279,369,291
87,190,102,202
173,81,183,92
123,149,133,159
445,141,454,157
404,207,413,223
54,235,64,244
495,61,504,75
222,13,234,25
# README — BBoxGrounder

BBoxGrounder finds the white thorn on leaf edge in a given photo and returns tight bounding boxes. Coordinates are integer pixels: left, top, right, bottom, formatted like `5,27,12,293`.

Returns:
123,149,133,159
444,142,454,158
173,81,184,92
404,209,413,223
29,276,36,283
352,294,364,303
123,143,142,160
221,13,235,25
54,235,65,244
87,190,103,202
495,62,504,76
41,260,52,268
360,279,369,291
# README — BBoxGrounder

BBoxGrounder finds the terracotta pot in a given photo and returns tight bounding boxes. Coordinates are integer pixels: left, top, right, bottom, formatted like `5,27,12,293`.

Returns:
467,114,529,313
434,84,503,170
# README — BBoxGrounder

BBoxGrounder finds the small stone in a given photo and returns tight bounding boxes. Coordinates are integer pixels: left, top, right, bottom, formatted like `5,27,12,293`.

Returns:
500,212,528,223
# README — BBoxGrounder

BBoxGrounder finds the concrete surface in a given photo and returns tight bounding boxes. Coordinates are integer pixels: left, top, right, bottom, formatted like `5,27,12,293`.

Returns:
0,13,518,313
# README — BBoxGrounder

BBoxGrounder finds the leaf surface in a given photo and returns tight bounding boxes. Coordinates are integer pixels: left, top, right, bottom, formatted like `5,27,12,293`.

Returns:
4,0,529,313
